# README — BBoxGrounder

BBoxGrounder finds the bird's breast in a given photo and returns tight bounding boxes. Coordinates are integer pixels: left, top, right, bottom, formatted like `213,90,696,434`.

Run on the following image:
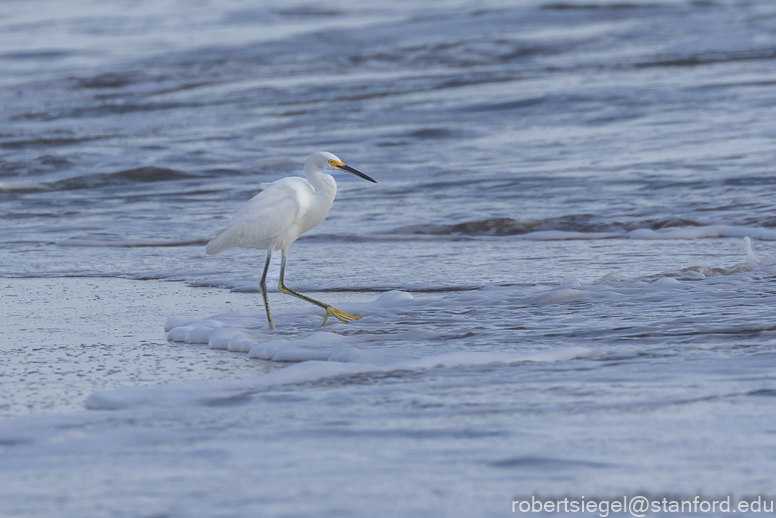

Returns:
298,180,337,234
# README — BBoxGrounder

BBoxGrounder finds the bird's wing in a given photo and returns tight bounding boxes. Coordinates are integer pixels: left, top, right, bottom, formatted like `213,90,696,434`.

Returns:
206,177,312,255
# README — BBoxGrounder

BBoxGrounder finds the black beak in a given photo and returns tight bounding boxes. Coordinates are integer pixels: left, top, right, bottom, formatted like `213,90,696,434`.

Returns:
336,163,377,183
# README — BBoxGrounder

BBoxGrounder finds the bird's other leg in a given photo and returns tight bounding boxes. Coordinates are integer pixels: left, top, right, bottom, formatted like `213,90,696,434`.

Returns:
260,250,275,330
277,249,361,326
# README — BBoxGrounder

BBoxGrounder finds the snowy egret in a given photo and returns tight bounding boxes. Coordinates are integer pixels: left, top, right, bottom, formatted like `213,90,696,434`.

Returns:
206,151,376,329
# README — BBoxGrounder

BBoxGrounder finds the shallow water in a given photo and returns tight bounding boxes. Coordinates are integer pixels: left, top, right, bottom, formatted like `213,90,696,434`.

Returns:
2,0,776,516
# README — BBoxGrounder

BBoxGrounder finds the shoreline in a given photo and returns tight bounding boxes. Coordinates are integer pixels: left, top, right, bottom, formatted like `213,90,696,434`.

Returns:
0,277,277,420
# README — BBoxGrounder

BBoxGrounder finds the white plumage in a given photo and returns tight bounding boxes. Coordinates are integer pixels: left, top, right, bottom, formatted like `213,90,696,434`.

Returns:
206,151,376,329
206,175,330,255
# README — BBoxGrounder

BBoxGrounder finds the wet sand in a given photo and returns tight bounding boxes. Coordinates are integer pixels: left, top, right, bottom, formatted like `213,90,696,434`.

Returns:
0,277,274,418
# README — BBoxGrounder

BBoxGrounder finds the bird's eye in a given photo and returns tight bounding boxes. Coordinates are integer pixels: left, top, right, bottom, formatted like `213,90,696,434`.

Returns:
328,160,336,166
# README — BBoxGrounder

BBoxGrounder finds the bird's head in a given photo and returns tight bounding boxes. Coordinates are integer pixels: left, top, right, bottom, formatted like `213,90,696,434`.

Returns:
309,151,377,183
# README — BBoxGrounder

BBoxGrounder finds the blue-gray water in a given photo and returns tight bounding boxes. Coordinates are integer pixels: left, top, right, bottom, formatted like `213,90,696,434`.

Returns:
2,1,776,516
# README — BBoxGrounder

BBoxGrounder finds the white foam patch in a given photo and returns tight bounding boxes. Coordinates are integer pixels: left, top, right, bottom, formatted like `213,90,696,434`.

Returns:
84,347,592,411
132,238,776,414
91,288,601,412
163,240,776,357
209,328,261,352
165,291,416,354
248,332,372,362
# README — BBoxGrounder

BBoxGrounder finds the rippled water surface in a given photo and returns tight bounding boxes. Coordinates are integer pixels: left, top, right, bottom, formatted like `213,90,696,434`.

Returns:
2,0,776,516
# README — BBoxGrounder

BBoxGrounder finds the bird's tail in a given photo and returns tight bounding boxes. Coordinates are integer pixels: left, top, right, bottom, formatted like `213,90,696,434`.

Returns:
205,229,229,255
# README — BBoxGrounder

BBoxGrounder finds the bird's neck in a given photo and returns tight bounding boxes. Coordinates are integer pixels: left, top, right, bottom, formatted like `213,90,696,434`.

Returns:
304,165,337,200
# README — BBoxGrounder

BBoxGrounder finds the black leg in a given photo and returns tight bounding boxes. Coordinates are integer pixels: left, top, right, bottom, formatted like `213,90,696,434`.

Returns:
260,250,275,330
277,249,361,326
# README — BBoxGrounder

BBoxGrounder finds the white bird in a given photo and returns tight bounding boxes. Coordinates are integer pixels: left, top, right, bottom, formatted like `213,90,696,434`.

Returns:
206,151,376,329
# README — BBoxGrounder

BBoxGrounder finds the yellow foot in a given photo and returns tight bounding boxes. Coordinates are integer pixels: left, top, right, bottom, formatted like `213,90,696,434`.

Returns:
323,306,362,326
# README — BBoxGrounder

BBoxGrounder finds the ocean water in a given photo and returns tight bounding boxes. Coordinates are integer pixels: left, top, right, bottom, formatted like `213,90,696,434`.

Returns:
2,0,776,516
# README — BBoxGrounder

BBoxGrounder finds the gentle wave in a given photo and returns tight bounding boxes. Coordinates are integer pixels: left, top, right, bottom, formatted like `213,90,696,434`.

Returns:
378,218,776,241
88,336,589,412
0,166,198,192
